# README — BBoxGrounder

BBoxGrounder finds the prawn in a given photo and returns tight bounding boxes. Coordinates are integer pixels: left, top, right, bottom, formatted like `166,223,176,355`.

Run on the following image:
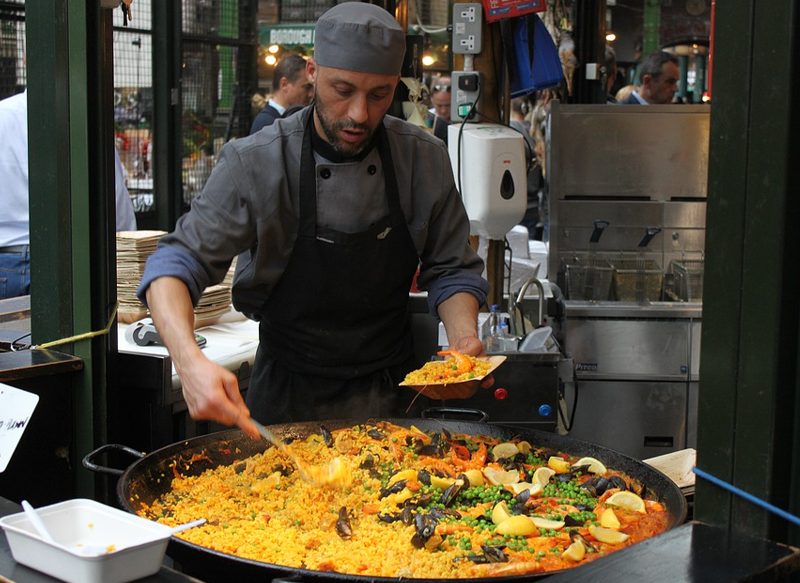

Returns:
436,350,475,378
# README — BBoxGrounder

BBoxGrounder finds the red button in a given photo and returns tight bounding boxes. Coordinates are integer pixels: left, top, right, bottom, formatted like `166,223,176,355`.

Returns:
494,388,508,400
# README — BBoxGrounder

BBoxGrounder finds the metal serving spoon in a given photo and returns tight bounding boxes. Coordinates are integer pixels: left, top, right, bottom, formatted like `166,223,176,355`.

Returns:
250,419,350,488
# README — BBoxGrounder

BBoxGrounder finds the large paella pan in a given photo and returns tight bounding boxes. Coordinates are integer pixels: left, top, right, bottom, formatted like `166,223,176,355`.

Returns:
86,417,686,582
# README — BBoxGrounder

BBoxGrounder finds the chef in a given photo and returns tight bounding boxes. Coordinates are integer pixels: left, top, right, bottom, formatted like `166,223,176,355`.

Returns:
138,3,489,437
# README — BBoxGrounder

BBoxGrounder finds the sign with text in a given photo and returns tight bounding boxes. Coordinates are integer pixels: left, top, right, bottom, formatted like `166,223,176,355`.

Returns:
0,384,39,472
480,0,545,23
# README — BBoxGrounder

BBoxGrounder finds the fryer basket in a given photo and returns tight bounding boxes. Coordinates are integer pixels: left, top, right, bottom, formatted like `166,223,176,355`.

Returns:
672,259,704,301
612,258,663,302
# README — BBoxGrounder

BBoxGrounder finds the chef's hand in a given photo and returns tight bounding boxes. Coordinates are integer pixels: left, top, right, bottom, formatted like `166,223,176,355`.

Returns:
415,335,494,400
177,353,260,439
145,276,259,439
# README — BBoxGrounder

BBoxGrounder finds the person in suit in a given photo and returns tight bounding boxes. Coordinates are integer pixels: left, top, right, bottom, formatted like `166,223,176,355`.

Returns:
622,51,680,105
250,53,314,133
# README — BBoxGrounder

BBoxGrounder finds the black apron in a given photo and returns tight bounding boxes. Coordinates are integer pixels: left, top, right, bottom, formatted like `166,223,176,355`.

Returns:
246,110,421,423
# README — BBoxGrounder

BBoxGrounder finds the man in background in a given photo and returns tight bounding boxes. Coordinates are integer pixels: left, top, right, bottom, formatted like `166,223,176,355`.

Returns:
250,53,314,133
428,75,451,143
604,46,619,103
621,51,680,105
0,90,136,299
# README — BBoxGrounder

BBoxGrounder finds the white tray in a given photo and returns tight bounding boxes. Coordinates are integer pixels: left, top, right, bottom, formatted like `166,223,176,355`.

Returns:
0,498,171,583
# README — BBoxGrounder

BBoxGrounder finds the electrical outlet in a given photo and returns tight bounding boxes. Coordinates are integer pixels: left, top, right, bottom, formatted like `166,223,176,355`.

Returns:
452,2,482,54
450,71,482,122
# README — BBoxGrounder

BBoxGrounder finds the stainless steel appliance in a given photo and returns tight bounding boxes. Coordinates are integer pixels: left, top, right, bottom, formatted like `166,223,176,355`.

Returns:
546,102,708,460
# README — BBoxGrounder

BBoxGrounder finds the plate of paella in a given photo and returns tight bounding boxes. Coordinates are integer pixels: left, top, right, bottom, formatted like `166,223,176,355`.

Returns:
399,351,507,391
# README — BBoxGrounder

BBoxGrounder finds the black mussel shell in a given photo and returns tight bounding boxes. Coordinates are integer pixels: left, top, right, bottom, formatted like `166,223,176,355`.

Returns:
320,425,334,448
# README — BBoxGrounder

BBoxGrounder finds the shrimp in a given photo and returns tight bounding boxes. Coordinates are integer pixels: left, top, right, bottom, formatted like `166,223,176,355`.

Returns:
436,350,475,378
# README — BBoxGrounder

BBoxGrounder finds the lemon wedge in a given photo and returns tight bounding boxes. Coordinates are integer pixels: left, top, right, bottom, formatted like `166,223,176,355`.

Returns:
509,481,544,498
429,475,455,489
605,491,646,514
496,515,538,536
483,467,521,486
462,469,485,487
547,456,571,473
562,539,586,562
491,501,512,525
599,507,621,529
509,481,533,495
530,516,565,530
388,469,418,487
516,440,532,455
532,467,556,486
588,524,630,544
573,456,607,475
492,442,519,460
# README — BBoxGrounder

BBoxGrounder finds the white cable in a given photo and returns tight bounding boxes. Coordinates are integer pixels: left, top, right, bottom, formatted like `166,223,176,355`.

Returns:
463,54,474,72
409,0,449,34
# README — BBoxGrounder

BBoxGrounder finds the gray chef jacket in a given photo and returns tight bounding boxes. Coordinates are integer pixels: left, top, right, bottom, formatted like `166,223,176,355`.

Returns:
138,108,487,319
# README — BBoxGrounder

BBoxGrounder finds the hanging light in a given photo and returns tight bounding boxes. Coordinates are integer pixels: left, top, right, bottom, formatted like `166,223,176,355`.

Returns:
265,54,278,66
422,53,436,67
605,32,617,42
268,44,280,54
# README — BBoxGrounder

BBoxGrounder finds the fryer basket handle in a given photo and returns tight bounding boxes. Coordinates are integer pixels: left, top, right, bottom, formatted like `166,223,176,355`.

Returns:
422,407,489,422
82,443,146,476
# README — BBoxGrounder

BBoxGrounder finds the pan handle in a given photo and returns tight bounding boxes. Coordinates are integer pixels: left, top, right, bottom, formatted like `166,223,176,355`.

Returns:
82,443,146,476
422,407,489,422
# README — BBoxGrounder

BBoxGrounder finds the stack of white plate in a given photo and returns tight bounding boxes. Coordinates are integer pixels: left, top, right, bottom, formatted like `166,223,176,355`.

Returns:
116,230,167,323
116,231,233,327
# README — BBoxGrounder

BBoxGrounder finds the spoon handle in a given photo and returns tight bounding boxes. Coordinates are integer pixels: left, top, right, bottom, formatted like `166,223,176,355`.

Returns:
21,500,55,543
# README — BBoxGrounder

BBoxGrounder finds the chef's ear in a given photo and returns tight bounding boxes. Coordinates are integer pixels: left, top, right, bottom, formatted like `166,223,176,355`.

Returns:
306,58,318,83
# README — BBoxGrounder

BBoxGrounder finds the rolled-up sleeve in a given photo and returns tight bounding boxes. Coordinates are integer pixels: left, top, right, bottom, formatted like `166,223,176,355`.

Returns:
137,245,209,307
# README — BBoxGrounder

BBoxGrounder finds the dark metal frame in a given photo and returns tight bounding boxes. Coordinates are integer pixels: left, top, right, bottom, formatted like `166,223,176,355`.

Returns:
696,0,800,546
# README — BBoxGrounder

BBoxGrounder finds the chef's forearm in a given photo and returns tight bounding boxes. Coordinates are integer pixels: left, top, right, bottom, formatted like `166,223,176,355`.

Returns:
145,276,204,373
437,292,480,347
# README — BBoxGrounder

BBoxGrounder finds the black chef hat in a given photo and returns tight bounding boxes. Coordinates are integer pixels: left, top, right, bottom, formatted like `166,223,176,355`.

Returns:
314,3,405,76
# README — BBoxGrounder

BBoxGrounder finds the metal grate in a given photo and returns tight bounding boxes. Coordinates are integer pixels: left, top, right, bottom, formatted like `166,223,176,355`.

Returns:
113,0,154,213
181,0,258,204
0,1,26,100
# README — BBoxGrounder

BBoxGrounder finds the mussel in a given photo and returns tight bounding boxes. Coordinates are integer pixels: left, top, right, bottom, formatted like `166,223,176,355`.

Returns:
336,507,353,539
401,505,415,525
607,475,628,491
570,531,597,553
482,545,509,563
367,428,385,440
410,513,439,548
379,479,407,499
417,469,432,485
416,432,448,458
582,476,611,497
440,478,466,507
320,425,334,448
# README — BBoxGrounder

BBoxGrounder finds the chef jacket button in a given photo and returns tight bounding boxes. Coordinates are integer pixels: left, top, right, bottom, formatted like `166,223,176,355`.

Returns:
320,168,331,179
367,164,377,175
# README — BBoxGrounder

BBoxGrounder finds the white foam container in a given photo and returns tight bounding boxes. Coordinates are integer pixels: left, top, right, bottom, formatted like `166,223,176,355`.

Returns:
0,498,171,583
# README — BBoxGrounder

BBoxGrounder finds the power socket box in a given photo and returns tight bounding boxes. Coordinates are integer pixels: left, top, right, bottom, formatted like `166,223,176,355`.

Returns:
452,3,482,54
450,71,482,122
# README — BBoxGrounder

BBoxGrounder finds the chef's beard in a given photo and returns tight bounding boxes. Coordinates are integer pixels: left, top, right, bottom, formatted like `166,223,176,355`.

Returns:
314,93,376,157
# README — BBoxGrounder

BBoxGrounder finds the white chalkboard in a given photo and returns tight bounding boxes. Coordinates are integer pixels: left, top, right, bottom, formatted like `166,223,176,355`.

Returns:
0,383,39,473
